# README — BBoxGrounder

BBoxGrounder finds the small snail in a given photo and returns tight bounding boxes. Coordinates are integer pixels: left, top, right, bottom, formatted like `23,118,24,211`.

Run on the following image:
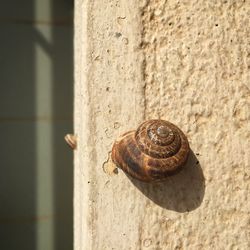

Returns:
64,134,77,149
111,119,190,182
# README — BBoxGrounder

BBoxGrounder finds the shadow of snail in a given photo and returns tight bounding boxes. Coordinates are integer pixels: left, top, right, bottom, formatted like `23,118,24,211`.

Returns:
111,119,205,212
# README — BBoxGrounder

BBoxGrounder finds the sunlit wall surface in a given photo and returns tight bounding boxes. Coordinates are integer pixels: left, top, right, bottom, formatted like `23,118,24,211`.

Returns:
0,1,73,249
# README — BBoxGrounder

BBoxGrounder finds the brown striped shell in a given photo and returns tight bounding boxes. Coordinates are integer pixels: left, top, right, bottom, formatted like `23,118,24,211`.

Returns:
111,119,190,182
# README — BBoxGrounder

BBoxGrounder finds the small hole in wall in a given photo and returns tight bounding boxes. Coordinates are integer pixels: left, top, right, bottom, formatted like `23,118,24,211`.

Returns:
115,32,122,38
215,24,219,27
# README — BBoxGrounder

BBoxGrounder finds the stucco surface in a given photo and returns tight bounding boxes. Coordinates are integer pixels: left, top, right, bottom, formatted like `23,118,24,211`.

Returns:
75,0,250,249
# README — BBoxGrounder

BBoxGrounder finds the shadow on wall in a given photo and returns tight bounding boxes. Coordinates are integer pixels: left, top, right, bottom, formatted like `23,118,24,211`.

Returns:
129,151,205,212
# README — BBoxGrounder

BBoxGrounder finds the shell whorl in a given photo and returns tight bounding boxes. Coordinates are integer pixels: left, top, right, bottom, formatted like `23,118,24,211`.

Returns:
111,119,190,182
135,120,182,159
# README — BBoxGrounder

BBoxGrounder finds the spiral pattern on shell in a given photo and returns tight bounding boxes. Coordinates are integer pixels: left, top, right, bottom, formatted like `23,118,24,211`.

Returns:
111,119,190,182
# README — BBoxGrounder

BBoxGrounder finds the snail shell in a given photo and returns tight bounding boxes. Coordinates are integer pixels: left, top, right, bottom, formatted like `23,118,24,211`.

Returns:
64,134,77,149
111,119,190,182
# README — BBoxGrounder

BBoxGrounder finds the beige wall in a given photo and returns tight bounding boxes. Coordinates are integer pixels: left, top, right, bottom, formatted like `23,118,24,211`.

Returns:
75,0,250,249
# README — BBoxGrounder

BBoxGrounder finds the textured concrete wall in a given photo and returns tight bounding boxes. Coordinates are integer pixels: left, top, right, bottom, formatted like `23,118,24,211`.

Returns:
74,0,250,249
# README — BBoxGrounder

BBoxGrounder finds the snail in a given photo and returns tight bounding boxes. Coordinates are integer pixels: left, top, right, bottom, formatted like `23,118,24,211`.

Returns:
111,119,190,182
64,134,77,149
